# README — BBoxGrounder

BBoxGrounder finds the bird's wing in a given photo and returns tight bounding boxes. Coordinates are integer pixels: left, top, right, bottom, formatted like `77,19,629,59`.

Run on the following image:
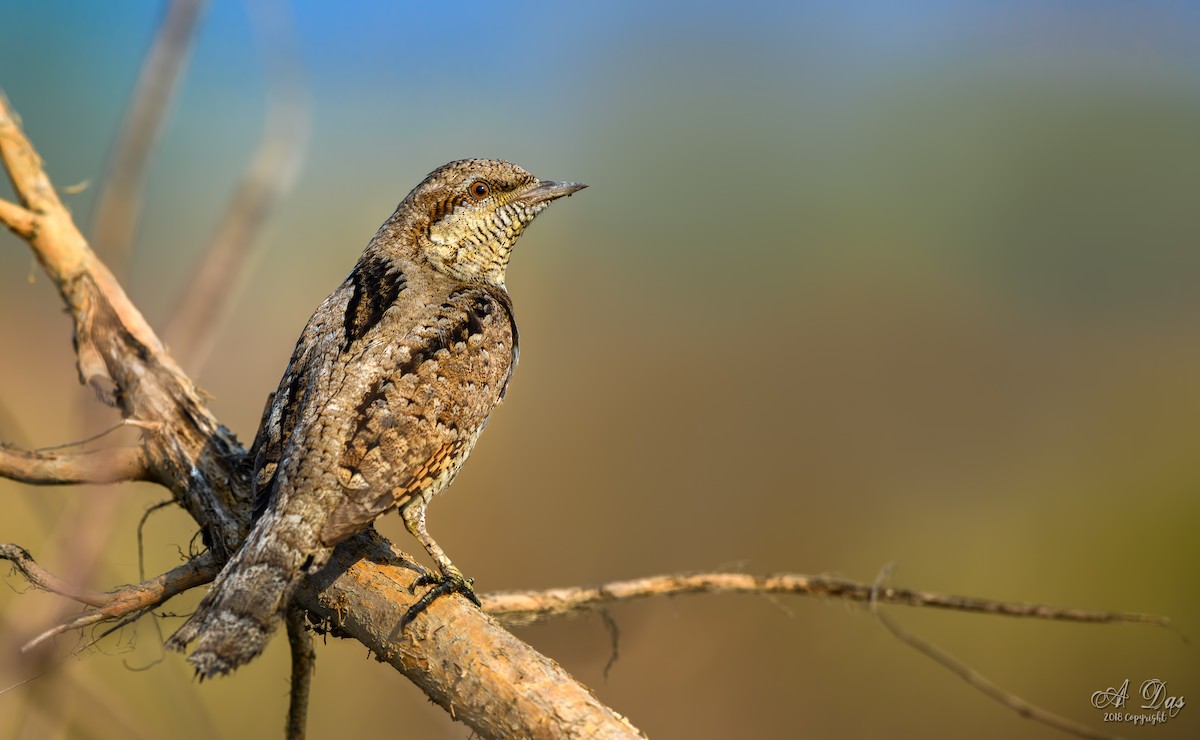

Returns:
249,368,304,524
248,288,347,525
318,376,466,544
316,283,517,545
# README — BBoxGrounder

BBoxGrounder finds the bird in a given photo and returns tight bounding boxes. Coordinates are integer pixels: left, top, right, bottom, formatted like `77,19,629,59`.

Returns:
166,158,585,678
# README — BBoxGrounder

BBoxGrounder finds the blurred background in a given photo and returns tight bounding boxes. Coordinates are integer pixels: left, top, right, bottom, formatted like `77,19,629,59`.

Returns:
1,1,1198,738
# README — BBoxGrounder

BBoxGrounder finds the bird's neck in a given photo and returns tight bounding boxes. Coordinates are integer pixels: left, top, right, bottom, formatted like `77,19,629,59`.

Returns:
363,230,510,292
423,238,510,289
369,204,514,289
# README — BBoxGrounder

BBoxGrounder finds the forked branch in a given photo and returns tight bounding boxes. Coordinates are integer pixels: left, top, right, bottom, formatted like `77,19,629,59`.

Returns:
1,545,217,652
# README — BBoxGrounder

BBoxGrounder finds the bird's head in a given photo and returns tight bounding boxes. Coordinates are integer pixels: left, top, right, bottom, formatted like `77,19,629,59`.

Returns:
387,158,585,289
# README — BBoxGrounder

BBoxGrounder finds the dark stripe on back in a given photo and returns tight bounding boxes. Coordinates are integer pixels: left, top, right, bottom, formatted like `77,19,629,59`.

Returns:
343,254,406,350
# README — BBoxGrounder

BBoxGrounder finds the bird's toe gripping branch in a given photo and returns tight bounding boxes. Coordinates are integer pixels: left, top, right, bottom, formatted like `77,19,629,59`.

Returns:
399,565,482,632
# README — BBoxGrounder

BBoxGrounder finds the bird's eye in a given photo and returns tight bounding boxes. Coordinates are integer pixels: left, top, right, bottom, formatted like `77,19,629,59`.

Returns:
468,180,491,200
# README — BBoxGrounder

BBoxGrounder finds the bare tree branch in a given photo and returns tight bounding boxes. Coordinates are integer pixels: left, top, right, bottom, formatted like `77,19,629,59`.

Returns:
295,531,646,739
37,7,209,696
0,443,152,485
89,0,208,270
1,544,217,652
8,530,1169,737
481,572,1171,630
163,0,311,375
0,196,37,238
285,605,315,740
1,90,249,559
0,544,110,607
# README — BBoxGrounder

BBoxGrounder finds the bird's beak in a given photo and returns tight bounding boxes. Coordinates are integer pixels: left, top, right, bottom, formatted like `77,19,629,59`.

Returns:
519,180,588,206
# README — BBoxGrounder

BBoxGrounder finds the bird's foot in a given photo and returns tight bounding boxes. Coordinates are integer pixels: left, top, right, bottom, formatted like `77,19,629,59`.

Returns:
399,566,481,631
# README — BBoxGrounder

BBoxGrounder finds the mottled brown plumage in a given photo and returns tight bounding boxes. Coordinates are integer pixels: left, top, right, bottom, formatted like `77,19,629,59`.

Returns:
166,159,585,677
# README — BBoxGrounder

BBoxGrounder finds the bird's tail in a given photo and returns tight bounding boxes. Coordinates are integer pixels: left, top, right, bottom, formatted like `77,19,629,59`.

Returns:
166,515,311,678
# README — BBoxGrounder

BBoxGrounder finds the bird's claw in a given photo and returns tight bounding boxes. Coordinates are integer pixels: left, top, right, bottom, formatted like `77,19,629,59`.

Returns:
399,569,480,631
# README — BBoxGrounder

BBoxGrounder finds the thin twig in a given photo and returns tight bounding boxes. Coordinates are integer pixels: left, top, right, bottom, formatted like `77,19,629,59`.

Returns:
89,0,208,271
0,544,110,607
0,545,217,652
22,560,217,653
136,500,175,581
33,421,134,452
285,605,316,740
868,567,1123,740
162,0,310,375
1,648,164,740
480,572,1171,630
0,443,152,485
